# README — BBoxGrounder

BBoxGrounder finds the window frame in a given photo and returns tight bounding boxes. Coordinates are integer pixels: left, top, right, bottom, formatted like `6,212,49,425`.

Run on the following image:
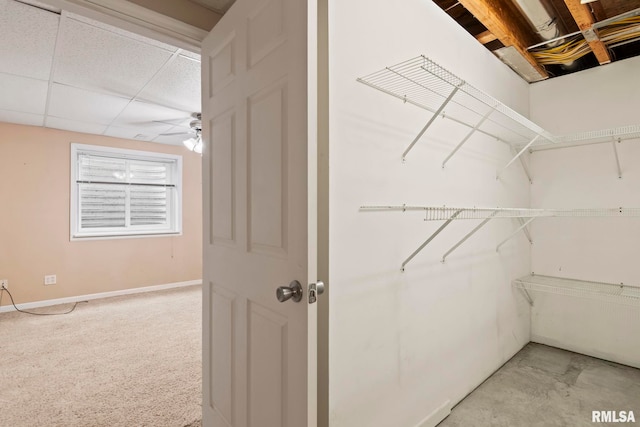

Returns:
70,143,183,240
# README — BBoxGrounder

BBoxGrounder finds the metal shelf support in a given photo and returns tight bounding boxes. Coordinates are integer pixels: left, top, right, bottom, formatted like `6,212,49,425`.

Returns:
442,108,495,168
402,209,463,271
516,217,533,244
497,135,539,180
513,146,532,184
402,85,461,161
441,211,498,263
496,217,536,251
612,138,622,179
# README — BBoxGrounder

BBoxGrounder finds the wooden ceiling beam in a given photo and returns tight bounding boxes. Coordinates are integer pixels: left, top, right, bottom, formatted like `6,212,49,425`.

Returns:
476,30,498,44
588,1,608,22
458,0,548,79
564,0,612,64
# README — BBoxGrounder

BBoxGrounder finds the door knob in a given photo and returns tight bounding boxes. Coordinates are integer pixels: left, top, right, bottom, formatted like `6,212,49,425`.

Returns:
276,280,303,303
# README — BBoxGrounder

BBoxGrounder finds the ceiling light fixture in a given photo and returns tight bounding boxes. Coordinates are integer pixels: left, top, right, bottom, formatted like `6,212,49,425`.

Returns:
183,133,203,154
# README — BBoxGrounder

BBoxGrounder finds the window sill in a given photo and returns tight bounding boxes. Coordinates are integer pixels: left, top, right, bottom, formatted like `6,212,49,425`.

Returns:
70,231,182,241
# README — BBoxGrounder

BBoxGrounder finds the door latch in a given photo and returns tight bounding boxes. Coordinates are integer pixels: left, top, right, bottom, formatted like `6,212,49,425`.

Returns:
308,281,325,304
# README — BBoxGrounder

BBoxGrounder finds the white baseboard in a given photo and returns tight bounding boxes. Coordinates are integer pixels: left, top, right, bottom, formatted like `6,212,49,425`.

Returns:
414,399,452,427
0,280,202,313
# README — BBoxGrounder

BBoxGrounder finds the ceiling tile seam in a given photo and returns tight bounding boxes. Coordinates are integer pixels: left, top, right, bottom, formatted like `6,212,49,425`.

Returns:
0,107,43,118
0,70,50,83
64,13,176,53
179,53,202,63
42,11,65,128
102,48,183,136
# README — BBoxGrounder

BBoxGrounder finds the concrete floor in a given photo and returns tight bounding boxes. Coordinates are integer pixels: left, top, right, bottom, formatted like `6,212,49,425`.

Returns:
439,343,640,427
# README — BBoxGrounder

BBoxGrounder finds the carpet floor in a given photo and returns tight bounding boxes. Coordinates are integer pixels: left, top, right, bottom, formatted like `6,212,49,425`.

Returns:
0,285,202,427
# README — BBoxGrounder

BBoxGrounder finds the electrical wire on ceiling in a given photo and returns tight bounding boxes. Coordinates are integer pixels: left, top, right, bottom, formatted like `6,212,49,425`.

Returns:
530,16,640,65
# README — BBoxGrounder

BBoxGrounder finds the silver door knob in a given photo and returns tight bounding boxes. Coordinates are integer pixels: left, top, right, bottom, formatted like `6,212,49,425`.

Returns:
276,280,303,303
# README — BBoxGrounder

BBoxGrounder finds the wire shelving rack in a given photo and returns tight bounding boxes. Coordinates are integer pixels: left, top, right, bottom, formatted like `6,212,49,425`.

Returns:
513,274,640,307
357,56,640,179
359,205,640,270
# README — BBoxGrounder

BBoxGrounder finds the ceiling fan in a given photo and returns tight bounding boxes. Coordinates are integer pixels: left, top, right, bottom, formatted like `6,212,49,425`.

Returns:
159,112,203,154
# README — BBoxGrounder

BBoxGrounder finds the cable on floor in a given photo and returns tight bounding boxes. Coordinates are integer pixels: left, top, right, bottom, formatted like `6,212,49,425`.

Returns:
0,286,87,316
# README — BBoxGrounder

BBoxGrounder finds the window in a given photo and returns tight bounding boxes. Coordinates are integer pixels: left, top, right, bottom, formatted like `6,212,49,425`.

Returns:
71,144,182,239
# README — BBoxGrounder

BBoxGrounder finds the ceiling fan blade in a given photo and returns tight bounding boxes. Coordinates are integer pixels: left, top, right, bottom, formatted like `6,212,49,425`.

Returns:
152,118,191,126
160,131,194,136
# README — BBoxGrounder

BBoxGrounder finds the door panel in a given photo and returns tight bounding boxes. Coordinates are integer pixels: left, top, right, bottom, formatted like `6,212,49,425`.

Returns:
210,110,236,245
247,302,287,427
202,0,314,426
247,79,288,255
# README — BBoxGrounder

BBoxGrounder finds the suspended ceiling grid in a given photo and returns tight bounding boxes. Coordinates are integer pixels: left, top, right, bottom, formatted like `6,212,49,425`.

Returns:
0,0,201,145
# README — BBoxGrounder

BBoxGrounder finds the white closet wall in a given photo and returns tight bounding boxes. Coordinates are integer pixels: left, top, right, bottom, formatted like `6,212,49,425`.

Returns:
529,56,640,368
328,1,532,426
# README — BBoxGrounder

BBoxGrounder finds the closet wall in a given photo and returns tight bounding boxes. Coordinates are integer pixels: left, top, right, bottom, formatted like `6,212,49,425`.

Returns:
529,56,640,368
328,1,532,426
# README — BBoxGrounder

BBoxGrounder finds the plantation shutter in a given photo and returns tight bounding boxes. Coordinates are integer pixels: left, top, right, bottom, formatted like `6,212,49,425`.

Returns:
76,153,176,232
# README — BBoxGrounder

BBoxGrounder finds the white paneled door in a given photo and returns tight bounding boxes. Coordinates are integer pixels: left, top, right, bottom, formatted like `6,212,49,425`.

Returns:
202,0,318,426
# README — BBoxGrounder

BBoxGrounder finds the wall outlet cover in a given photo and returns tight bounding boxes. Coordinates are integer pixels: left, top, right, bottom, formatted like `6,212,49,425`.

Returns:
44,275,57,285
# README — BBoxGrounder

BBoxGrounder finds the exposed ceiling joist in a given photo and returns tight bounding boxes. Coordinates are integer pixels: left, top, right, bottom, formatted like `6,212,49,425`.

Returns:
564,0,612,64
476,30,498,44
457,0,549,79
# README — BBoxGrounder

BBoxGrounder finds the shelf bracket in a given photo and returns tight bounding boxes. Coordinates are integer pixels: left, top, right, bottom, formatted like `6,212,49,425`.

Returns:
496,135,539,180
402,85,461,161
442,107,495,168
512,146,532,184
612,138,622,179
402,209,463,271
496,217,536,251
516,217,533,244
519,287,534,306
441,210,498,263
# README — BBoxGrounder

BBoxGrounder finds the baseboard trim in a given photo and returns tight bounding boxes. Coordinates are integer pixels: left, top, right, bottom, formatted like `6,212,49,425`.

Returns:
0,280,202,313
414,399,452,427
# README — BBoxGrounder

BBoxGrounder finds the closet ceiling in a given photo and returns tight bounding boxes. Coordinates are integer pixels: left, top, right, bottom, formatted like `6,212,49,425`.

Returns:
434,0,640,82
0,0,201,145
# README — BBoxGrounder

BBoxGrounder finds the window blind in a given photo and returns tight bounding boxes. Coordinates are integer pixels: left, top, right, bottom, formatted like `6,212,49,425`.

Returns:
76,153,176,232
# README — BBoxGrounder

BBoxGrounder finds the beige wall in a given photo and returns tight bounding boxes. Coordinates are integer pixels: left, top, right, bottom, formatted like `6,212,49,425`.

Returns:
0,122,202,306
127,0,222,31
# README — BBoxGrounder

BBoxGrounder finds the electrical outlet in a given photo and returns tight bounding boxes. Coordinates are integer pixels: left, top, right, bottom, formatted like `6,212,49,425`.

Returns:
0,279,7,289
44,275,56,286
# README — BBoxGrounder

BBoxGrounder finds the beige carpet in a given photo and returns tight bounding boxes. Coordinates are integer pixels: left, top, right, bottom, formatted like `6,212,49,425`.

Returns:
0,285,202,427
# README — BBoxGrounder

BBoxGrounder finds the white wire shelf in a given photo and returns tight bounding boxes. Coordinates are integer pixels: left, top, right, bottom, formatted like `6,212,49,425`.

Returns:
532,124,640,151
359,205,640,270
513,274,640,307
356,55,557,161
360,205,640,221
357,56,640,177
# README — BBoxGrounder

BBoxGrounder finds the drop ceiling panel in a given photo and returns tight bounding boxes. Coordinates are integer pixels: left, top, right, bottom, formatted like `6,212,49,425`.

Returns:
48,84,130,125
0,73,48,115
110,100,193,132
46,116,107,135
0,0,59,81
0,109,44,126
138,55,201,112
54,16,174,97
103,126,158,142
